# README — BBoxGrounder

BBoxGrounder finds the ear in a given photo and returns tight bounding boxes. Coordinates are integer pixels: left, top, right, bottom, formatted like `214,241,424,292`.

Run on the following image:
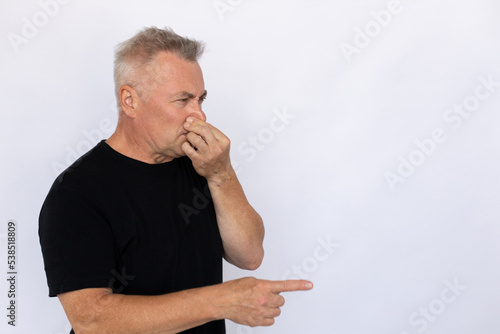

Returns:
119,85,139,118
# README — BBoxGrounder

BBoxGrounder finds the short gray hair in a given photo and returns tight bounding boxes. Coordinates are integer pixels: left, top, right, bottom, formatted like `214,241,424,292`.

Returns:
113,26,205,103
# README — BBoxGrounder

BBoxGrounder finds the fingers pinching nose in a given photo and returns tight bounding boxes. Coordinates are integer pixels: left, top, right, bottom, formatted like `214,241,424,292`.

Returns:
184,118,194,128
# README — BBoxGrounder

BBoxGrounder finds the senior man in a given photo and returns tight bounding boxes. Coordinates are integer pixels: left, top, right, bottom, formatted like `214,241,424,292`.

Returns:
39,27,312,333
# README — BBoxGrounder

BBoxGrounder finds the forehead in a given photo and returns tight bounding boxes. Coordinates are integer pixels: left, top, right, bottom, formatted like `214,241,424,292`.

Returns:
152,51,204,92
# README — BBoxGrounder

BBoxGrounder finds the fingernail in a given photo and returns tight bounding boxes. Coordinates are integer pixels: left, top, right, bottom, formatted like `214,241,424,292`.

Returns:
186,117,193,122
306,282,313,289
184,122,190,128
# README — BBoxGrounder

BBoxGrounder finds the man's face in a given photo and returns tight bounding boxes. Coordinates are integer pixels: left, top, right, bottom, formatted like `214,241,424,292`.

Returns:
135,51,207,161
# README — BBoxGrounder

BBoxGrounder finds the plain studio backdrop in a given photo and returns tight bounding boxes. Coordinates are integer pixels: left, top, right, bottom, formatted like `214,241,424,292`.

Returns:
1,0,499,333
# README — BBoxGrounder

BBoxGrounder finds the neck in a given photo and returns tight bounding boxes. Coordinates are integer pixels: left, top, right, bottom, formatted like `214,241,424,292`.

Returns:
106,127,173,164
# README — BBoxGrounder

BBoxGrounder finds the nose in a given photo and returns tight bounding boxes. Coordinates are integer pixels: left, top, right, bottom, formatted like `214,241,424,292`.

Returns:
189,102,207,122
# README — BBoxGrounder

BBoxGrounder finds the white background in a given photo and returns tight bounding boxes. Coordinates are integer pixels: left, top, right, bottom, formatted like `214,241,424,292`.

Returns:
1,0,499,333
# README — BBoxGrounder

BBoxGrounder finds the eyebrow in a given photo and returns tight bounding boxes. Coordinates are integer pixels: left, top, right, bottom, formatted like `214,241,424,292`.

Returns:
175,90,207,100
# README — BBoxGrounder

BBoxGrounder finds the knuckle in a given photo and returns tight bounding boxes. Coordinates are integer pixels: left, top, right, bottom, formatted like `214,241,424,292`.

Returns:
199,126,211,136
241,277,256,288
214,146,224,156
251,309,264,320
256,296,267,306
256,282,268,292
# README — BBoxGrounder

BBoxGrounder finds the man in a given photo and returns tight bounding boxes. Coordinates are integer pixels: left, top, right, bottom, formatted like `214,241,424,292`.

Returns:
39,27,312,333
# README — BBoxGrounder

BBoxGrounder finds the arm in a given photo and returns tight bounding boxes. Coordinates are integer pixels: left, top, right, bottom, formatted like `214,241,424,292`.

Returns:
59,278,313,333
182,117,265,270
59,286,215,334
206,168,265,270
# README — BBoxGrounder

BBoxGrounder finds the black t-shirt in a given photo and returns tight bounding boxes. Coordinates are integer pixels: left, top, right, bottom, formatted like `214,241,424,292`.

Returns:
39,140,225,333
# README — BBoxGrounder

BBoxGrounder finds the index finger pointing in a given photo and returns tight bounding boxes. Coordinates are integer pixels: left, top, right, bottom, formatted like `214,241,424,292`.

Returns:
270,279,314,293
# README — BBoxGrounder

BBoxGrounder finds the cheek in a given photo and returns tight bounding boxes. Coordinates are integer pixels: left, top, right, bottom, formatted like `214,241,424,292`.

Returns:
141,100,188,138
158,113,188,140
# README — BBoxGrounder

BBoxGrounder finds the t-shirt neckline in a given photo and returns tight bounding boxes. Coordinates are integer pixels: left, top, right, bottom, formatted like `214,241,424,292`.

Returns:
98,139,182,170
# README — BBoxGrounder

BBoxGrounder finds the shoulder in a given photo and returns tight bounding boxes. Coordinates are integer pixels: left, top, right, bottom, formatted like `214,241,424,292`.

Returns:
41,141,114,217
51,141,112,190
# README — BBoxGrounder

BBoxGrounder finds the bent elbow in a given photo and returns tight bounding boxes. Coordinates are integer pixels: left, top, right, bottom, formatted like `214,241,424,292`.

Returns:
243,246,264,271
245,261,261,271
58,288,114,334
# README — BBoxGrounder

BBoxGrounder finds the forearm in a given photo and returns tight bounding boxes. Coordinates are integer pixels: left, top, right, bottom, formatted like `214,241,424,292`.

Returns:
208,167,265,270
61,277,313,333
181,118,265,269
64,286,222,334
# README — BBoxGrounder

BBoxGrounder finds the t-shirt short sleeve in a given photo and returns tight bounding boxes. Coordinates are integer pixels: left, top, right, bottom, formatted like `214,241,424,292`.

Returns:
39,185,116,297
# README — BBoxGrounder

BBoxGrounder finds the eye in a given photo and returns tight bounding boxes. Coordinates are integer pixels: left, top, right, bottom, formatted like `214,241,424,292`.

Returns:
178,98,188,103
199,96,206,104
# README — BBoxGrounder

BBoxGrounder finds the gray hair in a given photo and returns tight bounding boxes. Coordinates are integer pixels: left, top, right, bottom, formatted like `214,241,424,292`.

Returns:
113,26,205,103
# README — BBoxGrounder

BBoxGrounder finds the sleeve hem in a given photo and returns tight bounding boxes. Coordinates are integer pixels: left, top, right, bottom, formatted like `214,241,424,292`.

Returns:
48,275,113,297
